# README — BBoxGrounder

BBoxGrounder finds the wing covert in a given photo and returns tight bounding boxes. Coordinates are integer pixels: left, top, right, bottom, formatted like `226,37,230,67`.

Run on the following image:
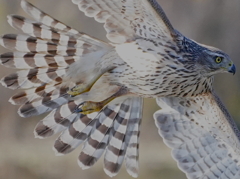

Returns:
72,0,177,43
154,93,240,179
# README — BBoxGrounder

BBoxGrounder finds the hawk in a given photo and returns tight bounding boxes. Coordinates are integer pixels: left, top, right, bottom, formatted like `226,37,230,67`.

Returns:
0,0,239,178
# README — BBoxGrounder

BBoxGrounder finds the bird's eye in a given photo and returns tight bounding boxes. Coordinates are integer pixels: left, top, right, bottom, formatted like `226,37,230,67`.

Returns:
215,56,223,63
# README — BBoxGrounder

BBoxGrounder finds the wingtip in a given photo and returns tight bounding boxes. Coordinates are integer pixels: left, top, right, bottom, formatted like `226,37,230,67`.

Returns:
0,36,4,48
0,77,7,88
129,173,138,178
0,76,14,90
8,97,16,105
33,130,45,139
20,0,28,8
7,14,14,25
52,146,65,156
6,14,16,19
71,0,80,5
17,108,26,118
103,168,117,178
126,168,138,178
20,0,34,14
77,159,91,170
7,14,25,27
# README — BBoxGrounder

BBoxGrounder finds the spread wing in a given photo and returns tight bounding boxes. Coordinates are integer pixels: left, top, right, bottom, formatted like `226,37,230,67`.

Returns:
0,1,143,177
72,0,177,43
154,92,240,179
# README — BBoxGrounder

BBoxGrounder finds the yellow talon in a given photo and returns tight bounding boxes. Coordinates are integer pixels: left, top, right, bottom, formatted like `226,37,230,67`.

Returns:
67,67,116,97
76,101,104,115
75,87,128,114
67,84,90,97
76,94,117,114
68,69,114,97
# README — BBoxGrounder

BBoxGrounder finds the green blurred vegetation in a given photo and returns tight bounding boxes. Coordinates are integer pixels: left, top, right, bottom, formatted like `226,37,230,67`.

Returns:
0,0,240,179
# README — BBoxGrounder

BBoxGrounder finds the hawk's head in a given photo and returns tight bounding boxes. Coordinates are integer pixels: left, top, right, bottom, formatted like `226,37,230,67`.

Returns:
196,47,236,76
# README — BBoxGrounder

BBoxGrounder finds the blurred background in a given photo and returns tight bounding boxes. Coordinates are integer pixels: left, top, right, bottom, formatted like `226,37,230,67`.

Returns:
0,0,240,179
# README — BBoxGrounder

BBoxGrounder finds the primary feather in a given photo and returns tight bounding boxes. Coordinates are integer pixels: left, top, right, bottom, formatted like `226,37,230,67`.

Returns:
0,0,240,179
154,92,240,179
0,1,144,177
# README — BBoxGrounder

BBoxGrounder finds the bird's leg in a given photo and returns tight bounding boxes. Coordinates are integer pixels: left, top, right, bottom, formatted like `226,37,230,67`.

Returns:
75,87,128,115
67,74,103,97
67,67,115,97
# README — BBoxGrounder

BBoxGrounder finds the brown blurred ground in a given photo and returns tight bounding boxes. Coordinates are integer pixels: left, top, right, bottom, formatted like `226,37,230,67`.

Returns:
0,0,240,179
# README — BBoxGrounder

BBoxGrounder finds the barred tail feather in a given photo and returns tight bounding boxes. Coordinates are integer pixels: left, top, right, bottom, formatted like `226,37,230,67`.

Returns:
8,15,79,47
34,109,77,139
0,67,66,90
78,104,121,169
0,1,145,177
17,87,71,117
125,97,142,177
9,82,63,105
0,52,80,69
50,97,143,177
21,0,81,37
16,80,115,118
125,122,140,178
0,0,114,120
53,112,98,155
34,98,84,139
0,34,83,56
103,99,132,177
7,15,106,51
20,0,110,48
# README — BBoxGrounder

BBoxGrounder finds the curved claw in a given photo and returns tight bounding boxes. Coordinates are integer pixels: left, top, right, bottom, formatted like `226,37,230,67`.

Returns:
75,87,128,115
74,102,84,113
68,84,90,97
75,101,103,115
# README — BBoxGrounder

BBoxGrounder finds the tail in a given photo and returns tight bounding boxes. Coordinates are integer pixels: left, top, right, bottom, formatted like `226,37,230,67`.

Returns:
0,0,143,177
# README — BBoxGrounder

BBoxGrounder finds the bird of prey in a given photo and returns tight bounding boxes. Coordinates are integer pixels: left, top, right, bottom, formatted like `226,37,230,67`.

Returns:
0,0,239,178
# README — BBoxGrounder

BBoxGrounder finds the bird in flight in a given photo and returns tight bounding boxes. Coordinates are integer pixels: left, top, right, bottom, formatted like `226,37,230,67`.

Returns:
0,0,240,178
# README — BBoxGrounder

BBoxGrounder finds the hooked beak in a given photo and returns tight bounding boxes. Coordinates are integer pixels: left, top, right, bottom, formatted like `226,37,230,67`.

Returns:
228,64,236,75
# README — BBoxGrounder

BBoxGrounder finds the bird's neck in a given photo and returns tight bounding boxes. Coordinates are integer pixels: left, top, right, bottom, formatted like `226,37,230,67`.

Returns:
195,76,214,95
